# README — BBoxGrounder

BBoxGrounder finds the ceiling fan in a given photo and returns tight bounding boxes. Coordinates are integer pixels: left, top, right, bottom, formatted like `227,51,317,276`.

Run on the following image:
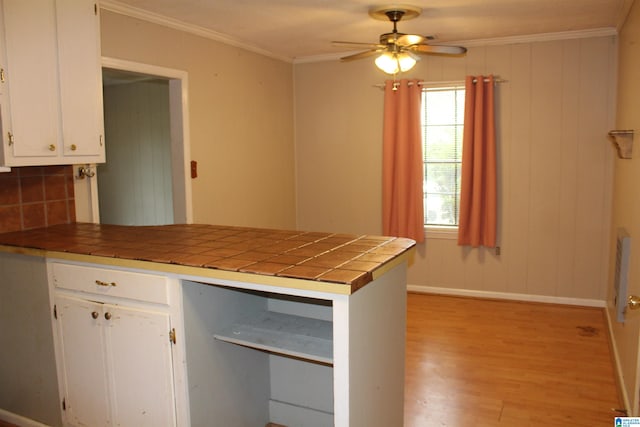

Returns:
332,5,467,75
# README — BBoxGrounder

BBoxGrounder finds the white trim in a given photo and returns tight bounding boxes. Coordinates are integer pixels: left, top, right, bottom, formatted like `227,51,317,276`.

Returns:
294,52,346,64
0,409,49,427
101,57,194,224
99,0,291,63
407,284,606,307
425,226,458,240
450,27,617,48
102,55,187,80
0,166,10,172
294,27,618,64
90,165,100,223
604,304,631,415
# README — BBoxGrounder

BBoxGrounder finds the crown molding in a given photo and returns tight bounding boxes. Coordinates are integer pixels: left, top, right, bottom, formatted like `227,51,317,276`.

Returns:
455,26,617,47
294,27,618,64
98,1,618,66
99,0,293,63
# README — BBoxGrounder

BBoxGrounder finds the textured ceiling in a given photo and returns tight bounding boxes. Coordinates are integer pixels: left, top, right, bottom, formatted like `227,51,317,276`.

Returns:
100,0,633,61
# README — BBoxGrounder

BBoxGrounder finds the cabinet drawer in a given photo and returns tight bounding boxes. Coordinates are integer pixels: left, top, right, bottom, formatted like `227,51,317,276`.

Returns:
51,263,170,305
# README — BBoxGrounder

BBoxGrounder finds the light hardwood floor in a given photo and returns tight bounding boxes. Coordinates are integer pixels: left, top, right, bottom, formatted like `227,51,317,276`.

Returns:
405,293,623,426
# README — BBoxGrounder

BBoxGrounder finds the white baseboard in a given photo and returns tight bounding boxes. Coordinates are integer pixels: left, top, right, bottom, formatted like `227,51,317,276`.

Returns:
407,284,606,307
0,409,50,427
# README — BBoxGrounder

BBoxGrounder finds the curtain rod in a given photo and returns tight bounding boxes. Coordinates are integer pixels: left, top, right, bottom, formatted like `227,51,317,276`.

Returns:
373,77,507,89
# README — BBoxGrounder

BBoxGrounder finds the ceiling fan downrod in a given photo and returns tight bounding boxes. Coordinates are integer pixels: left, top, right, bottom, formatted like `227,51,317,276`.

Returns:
385,10,405,33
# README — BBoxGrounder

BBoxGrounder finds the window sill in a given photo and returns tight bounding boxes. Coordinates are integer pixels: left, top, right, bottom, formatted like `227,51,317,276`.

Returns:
425,226,458,240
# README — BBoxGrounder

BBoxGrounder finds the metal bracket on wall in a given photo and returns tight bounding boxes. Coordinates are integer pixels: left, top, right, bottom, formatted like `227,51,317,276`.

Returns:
608,130,634,159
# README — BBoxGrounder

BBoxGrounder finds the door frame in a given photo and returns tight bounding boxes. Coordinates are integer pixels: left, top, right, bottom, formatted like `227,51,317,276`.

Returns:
75,57,193,224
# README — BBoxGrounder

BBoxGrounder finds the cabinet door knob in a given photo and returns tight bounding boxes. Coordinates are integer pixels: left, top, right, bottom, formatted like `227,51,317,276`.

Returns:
104,312,112,320
48,144,56,151
70,144,77,151
91,311,99,319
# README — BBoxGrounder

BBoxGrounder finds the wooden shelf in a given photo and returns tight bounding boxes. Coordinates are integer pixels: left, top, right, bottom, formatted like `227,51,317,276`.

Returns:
214,311,333,364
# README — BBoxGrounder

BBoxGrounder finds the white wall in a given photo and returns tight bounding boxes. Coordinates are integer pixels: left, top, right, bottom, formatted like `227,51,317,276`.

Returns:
295,34,617,302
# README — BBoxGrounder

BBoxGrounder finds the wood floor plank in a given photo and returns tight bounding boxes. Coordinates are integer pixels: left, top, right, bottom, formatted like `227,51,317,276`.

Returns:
405,293,622,426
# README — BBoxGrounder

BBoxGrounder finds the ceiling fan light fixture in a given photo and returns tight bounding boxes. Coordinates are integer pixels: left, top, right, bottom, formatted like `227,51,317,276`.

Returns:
375,51,418,74
335,5,465,71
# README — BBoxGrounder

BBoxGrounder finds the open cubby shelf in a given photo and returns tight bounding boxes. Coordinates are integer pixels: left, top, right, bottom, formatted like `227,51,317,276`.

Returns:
214,310,333,364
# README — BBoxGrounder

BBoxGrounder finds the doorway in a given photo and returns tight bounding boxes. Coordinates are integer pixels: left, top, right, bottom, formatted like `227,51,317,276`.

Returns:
77,58,192,225
100,70,173,225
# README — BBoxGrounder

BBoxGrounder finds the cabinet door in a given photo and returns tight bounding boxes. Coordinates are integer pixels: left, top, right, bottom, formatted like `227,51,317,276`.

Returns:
56,0,105,160
2,0,60,160
0,0,105,165
56,295,112,427
105,304,177,427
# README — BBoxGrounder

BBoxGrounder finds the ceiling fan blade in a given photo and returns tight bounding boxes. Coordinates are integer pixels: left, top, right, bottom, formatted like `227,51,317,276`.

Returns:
340,49,383,62
409,44,467,55
332,41,385,49
396,34,430,46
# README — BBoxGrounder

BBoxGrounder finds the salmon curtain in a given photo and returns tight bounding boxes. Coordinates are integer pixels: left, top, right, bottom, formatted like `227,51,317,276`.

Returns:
458,75,497,248
382,79,425,243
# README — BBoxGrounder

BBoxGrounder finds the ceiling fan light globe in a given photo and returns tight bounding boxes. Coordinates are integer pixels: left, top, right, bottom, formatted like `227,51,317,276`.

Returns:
375,52,400,74
398,52,417,72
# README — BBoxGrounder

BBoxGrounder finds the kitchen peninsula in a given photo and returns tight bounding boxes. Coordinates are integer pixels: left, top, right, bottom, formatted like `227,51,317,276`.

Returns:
0,223,414,427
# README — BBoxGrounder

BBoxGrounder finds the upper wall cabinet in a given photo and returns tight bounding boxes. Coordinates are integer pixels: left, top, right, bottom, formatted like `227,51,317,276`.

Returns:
0,0,105,167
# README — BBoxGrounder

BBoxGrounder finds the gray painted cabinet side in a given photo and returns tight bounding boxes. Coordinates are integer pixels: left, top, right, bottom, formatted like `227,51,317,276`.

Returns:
0,252,61,426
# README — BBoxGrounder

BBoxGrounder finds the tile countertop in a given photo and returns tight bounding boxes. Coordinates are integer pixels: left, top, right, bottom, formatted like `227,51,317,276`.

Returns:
0,223,415,294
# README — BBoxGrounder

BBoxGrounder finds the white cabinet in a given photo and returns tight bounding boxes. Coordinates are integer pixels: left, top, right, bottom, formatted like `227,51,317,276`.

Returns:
0,0,105,166
49,262,186,427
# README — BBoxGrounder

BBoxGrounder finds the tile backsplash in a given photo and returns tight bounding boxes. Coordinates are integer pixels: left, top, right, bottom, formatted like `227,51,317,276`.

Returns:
0,166,76,233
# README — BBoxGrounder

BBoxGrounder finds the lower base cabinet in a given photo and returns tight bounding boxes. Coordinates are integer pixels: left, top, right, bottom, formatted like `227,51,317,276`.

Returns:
54,295,176,427
49,262,182,427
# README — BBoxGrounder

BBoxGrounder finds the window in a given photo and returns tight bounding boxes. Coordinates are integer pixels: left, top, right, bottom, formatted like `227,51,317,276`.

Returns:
421,84,465,228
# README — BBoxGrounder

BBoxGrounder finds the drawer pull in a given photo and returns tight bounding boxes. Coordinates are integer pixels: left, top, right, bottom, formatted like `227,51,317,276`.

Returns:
95,280,117,287
91,311,99,319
